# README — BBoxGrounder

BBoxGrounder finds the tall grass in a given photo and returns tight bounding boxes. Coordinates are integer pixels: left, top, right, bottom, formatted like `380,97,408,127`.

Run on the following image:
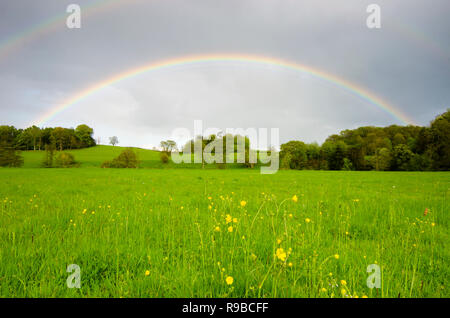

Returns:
0,168,448,297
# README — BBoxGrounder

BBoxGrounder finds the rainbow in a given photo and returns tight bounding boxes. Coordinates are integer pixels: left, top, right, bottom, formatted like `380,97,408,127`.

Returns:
31,54,416,126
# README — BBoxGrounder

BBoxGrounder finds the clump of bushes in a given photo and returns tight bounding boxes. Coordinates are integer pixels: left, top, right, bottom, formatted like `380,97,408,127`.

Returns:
55,152,78,168
42,144,78,168
101,148,139,168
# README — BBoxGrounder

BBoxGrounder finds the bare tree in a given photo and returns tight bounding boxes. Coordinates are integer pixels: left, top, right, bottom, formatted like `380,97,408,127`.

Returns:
109,136,119,146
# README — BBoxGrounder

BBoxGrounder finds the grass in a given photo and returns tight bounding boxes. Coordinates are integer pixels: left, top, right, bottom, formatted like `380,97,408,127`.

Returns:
20,145,161,168
20,145,249,169
0,146,448,297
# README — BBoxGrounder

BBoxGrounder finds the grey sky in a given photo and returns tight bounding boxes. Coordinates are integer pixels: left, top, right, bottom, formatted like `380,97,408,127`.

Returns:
0,0,449,148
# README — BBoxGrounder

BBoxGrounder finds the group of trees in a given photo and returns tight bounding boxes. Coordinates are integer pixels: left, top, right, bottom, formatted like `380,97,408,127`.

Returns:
42,146,78,168
0,124,95,167
280,110,450,171
159,134,254,168
0,124,96,151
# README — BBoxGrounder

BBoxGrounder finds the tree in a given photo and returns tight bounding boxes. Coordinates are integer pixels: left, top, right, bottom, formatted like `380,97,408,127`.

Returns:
428,109,450,170
0,143,23,167
377,147,391,171
0,126,23,167
393,133,406,146
109,136,119,146
279,141,307,169
75,124,96,148
305,143,321,169
42,143,56,168
51,127,69,151
29,126,41,151
391,144,413,171
160,140,177,153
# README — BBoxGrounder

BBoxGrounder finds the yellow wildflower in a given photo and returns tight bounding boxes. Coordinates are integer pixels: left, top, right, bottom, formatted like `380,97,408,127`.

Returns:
334,254,340,260
276,248,287,261
292,195,298,203
228,226,233,233
240,201,247,207
145,270,150,276
226,276,234,285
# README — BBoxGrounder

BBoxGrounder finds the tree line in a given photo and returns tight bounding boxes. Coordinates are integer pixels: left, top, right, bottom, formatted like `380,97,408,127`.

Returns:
0,124,96,151
1,110,448,170
159,134,254,168
0,124,96,167
280,110,449,171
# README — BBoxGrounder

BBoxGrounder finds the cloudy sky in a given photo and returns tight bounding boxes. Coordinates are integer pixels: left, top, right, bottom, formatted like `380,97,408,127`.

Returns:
0,0,449,149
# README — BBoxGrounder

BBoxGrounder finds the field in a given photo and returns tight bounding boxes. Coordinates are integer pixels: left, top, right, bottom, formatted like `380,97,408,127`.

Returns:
0,146,448,297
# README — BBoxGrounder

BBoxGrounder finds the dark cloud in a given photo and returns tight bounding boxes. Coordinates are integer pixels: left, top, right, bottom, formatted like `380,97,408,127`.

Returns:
0,0,449,148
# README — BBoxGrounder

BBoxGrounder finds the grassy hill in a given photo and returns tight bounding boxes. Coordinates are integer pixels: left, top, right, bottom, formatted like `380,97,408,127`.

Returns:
20,145,252,169
21,145,161,168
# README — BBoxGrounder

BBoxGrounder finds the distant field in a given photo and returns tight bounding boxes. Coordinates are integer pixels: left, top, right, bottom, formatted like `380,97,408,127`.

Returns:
0,167,448,297
21,145,161,168
20,145,249,169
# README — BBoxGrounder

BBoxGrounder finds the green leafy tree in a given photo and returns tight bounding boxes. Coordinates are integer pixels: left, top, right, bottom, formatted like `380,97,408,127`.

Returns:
428,109,450,170
75,124,96,148
0,143,23,167
279,141,307,169
391,144,414,171
42,143,56,167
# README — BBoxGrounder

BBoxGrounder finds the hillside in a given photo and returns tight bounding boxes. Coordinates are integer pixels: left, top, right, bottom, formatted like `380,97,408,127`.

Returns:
21,145,161,168
20,145,251,169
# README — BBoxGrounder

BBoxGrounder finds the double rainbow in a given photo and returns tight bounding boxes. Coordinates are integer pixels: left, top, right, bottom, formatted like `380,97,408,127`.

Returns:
30,54,416,126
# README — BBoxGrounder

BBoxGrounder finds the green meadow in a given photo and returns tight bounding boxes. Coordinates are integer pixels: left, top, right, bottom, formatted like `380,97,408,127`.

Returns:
0,146,448,297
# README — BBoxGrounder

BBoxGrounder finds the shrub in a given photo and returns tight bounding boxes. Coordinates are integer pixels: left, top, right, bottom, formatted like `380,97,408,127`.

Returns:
103,148,139,168
160,151,169,164
100,160,111,168
55,152,77,168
